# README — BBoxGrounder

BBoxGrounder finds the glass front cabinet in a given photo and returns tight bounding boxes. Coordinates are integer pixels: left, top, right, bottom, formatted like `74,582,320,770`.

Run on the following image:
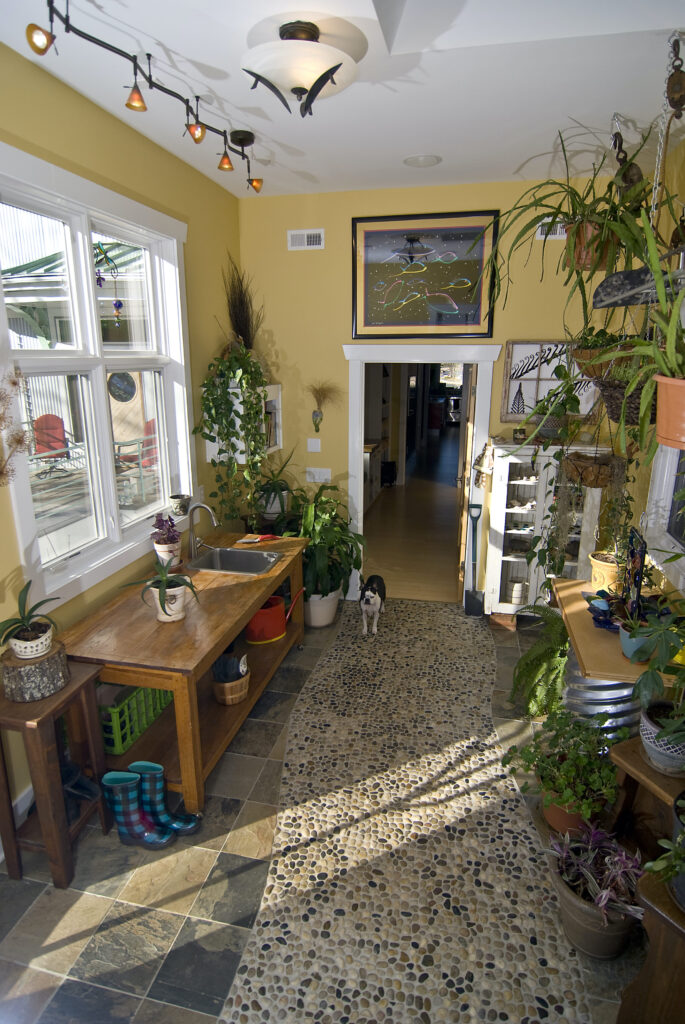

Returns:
484,445,604,615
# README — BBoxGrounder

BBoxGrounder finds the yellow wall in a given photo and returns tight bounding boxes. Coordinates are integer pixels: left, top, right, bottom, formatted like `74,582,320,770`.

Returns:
0,45,240,796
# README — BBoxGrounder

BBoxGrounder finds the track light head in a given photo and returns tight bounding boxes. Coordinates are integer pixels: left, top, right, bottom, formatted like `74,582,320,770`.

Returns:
26,23,55,56
126,83,147,112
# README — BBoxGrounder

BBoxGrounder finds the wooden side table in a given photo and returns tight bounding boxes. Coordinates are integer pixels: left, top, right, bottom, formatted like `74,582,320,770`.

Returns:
617,873,685,1024
0,660,111,888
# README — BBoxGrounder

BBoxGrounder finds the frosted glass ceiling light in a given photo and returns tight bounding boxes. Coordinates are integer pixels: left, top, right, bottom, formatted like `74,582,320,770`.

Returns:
243,21,357,117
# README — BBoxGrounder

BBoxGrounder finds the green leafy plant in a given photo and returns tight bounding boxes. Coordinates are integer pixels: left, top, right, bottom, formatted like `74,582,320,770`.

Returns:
645,796,685,881
258,450,295,518
549,823,643,922
289,484,365,599
0,580,60,643
123,558,199,616
629,603,685,744
502,708,626,822
194,344,268,527
509,603,569,717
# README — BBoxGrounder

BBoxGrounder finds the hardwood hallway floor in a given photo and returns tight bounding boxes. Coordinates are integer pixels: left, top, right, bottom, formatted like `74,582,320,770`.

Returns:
362,426,462,602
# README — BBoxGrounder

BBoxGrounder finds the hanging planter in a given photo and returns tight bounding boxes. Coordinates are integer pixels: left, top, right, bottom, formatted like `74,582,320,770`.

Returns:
565,221,610,272
596,377,656,426
654,374,685,448
561,451,618,489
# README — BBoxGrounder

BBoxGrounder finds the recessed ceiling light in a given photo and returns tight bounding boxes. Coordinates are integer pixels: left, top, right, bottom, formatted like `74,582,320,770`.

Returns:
403,154,442,168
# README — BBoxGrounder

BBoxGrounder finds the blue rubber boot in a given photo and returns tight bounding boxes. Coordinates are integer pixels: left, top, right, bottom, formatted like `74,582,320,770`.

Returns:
101,771,176,849
127,761,202,836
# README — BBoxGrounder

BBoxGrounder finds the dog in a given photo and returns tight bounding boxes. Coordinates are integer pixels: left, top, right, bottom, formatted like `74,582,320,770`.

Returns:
359,575,386,636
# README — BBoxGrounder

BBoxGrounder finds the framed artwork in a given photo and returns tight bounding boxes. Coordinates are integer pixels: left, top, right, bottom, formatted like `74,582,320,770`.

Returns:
500,340,598,423
352,210,499,338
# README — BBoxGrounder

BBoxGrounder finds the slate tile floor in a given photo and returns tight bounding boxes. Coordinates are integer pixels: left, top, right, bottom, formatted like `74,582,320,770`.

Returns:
0,613,645,1023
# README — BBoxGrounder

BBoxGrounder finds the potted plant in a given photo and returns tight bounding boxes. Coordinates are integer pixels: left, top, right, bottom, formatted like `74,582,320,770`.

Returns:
509,603,569,717
502,708,626,832
193,256,270,529
0,579,61,659
645,793,685,914
288,484,364,627
629,605,685,775
124,558,199,623
151,513,182,567
548,823,643,958
258,450,295,522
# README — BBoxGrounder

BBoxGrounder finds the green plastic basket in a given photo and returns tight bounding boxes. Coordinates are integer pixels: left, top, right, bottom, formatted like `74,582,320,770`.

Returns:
97,685,173,755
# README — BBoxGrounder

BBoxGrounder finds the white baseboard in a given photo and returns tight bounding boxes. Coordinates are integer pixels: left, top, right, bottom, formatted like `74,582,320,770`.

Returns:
0,783,34,865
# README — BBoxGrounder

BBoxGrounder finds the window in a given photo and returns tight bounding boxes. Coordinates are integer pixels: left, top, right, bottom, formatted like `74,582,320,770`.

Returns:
0,143,191,600
644,445,685,592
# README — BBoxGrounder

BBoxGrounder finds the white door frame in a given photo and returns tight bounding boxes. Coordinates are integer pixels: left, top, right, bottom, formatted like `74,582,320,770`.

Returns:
342,343,501,599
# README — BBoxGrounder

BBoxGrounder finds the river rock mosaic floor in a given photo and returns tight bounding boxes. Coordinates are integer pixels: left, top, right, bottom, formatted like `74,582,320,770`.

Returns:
222,601,593,1024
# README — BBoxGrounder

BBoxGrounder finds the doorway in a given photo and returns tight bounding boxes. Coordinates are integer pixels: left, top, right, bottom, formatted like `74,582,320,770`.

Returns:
343,343,501,603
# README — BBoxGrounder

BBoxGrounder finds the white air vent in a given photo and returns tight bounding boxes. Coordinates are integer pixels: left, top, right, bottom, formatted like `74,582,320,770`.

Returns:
535,218,567,241
287,229,325,251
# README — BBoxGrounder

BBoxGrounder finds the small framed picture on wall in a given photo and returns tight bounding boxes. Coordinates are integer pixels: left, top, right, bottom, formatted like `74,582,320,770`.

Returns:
500,340,598,423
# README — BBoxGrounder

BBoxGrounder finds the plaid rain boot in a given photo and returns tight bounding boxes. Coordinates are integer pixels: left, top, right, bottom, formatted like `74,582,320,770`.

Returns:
128,760,202,836
101,771,176,849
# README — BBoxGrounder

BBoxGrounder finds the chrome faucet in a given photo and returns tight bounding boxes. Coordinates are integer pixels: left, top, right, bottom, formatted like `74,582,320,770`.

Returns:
187,502,219,560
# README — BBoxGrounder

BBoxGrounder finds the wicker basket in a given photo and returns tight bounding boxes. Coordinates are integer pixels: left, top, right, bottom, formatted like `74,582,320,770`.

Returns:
561,452,616,488
596,378,656,426
213,670,250,706
571,347,630,380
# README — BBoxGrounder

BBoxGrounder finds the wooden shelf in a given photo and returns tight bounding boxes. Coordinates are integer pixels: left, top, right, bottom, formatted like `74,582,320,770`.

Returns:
611,736,685,806
107,621,299,791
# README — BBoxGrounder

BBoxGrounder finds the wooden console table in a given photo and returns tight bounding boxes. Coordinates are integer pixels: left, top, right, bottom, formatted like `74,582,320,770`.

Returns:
60,534,306,813
0,660,111,888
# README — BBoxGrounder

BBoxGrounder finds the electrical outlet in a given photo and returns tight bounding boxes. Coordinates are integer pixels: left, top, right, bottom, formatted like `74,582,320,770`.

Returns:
306,467,331,483
307,437,321,452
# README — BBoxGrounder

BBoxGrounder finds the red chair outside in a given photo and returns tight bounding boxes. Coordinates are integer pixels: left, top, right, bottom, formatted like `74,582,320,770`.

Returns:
33,414,70,477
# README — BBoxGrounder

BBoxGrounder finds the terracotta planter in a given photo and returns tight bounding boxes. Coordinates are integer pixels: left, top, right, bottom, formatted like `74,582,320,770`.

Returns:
640,702,685,776
566,222,609,272
542,796,585,835
654,375,685,449
589,551,620,593
549,861,636,958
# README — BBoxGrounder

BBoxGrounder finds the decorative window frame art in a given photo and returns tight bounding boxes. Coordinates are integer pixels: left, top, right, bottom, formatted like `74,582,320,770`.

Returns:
352,211,499,339
500,340,598,423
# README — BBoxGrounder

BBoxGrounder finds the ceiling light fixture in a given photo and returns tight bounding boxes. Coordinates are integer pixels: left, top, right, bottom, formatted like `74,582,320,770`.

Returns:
230,130,264,194
403,154,442,168
243,20,357,117
392,235,435,265
24,1,262,191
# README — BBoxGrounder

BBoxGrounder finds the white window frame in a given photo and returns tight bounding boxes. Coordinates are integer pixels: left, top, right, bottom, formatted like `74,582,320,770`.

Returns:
0,141,194,603
644,443,685,593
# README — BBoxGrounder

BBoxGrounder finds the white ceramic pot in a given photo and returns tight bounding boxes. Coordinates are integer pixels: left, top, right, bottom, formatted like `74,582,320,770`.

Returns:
153,541,182,568
150,585,187,622
640,703,685,776
8,624,53,660
304,587,342,628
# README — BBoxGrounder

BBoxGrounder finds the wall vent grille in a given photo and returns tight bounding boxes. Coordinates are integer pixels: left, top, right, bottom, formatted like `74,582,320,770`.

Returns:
287,229,325,251
535,218,566,241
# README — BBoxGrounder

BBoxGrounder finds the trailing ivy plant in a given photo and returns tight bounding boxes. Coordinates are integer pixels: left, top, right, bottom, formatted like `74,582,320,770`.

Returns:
194,344,268,527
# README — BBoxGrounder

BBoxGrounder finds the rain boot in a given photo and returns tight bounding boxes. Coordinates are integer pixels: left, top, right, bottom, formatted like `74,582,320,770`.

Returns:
101,771,176,849
127,760,202,836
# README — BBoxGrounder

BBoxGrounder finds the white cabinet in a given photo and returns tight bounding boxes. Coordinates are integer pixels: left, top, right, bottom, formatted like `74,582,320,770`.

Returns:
484,445,603,615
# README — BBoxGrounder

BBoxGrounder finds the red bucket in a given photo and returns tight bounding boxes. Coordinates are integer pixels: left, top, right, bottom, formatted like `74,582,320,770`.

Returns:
245,588,304,645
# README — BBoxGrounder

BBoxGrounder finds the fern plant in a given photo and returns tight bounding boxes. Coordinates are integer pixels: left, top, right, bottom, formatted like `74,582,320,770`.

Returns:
510,603,569,717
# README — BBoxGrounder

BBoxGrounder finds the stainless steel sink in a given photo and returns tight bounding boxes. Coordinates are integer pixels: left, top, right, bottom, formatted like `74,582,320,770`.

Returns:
188,546,282,575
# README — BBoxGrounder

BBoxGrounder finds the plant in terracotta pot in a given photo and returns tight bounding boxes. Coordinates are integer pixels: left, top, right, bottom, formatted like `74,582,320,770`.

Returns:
502,708,627,831
124,558,199,623
549,823,643,958
151,513,182,567
0,580,61,659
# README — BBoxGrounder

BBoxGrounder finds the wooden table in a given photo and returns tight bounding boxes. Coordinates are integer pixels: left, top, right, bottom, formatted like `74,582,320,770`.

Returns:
0,660,111,888
60,533,306,812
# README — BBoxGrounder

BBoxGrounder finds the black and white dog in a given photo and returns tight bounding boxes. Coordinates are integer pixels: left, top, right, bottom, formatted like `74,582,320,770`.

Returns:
359,575,386,636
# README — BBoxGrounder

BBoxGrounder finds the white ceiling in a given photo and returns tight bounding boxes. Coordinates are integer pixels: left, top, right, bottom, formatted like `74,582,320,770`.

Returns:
3,1,685,198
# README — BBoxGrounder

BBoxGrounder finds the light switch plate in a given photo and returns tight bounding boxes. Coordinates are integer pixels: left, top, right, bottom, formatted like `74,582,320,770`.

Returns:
306,467,331,483
307,437,321,452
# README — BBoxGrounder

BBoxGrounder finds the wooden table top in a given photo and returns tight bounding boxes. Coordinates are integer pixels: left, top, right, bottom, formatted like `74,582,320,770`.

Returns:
59,533,307,678
553,578,650,683
611,736,685,805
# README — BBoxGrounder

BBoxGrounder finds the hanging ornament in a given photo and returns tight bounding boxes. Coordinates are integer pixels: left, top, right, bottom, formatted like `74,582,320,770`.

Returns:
93,241,123,326
312,409,323,432
112,299,124,326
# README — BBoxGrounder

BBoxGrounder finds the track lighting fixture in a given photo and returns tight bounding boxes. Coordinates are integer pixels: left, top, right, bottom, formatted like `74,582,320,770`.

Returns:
25,2,263,191
26,22,55,55
243,20,357,118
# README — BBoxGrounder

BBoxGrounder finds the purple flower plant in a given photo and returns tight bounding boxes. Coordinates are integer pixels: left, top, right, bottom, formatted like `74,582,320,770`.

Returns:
151,513,180,545
549,823,644,922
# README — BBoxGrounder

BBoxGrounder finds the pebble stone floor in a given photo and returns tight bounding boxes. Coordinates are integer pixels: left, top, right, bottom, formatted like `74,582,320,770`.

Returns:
0,603,646,1024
